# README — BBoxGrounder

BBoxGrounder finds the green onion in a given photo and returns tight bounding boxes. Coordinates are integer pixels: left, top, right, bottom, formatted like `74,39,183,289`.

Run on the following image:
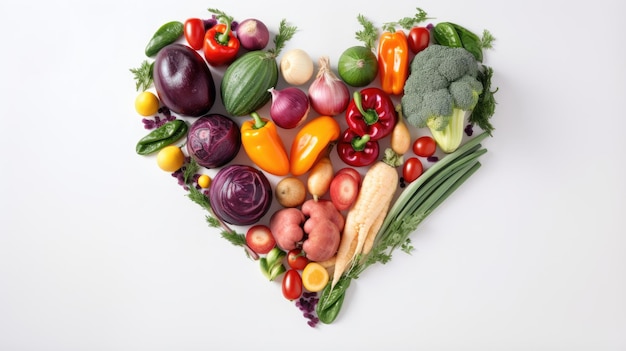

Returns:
351,131,489,276
318,132,491,323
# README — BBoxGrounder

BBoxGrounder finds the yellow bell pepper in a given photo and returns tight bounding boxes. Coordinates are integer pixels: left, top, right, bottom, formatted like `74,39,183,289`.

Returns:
241,112,290,176
290,116,341,176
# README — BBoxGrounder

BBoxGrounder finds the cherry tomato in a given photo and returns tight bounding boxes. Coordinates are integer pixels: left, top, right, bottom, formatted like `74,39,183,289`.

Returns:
408,27,430,54
287,248,309,270
402,157,423,183
282,269,303,300
413,136,437,157
184,18,206,50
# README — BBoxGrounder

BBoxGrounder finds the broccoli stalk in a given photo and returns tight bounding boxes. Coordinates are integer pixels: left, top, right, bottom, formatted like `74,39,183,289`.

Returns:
401,44,489,153
428,108,467,153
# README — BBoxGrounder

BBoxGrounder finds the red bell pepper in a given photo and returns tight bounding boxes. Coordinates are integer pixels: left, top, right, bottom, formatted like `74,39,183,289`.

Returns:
337,128,379,167
345,88,397,141
203,10,239,66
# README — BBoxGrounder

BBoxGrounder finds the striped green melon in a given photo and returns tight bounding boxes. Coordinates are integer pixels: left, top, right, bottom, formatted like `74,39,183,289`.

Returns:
220,51,279,116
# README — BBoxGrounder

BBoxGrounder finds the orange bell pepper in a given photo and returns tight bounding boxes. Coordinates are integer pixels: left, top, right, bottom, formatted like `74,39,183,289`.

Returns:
241,112,290,176
290,116,341,176
377,29,409,96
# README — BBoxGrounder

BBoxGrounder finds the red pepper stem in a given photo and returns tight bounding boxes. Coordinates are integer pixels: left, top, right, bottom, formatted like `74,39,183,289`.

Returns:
216,16,232,45
353,91,379,125
250,112,267,129
351,134,371,152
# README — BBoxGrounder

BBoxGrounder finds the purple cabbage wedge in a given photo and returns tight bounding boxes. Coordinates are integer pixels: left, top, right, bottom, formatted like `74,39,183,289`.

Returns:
153,43,216,117
186,114,241,168
209,165,272,226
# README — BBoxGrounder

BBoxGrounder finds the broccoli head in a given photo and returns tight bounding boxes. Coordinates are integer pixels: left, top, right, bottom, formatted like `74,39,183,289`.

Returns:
401,44,483,153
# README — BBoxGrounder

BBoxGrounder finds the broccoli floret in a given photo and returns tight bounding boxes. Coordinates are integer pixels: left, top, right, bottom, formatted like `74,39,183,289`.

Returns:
401,44,484,153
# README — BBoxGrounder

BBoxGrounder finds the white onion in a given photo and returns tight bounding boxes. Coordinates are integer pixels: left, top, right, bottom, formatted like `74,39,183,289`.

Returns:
268,87,310,129
280,49,314,86
308,56,350,116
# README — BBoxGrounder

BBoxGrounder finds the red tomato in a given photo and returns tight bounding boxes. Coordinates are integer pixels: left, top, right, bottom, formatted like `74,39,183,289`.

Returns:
408,27,430,54
282,269,303,300
287,249,309,270
413,136,437,157
403,157,423,183
184,18,206,50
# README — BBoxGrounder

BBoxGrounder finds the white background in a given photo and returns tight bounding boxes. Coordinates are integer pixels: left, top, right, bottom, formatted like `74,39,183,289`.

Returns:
1,0,625,350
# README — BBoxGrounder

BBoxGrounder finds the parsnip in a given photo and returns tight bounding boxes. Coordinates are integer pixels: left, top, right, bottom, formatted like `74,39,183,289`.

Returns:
331,149,401,288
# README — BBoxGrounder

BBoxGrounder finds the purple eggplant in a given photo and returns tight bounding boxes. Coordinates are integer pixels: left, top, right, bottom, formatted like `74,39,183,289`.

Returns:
153,44,216,117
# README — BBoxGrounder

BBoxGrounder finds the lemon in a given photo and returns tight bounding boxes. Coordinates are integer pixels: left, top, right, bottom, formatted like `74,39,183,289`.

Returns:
157,146,185,172
135,91,160,116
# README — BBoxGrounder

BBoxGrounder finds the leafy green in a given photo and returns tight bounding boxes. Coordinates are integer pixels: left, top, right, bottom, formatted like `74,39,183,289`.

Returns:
355,14,378,49
268,19,297,57
129,60,154,92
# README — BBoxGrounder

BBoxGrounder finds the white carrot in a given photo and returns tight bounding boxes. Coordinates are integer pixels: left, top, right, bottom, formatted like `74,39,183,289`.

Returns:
331,149,402,288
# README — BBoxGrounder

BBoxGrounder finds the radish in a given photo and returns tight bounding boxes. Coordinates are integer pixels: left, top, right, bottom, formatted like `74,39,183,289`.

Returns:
335,167,362,185
329,173,360,211
246,225,276,254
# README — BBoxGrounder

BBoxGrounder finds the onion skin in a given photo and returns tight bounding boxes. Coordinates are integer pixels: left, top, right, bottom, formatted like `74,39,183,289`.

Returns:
308,56,350,116
236,18,270,51
209,165,273,226
280,49,314,86
269,87,310,129
186,114,241,168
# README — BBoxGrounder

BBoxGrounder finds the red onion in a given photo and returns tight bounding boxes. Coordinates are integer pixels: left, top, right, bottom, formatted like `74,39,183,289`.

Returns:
308,56,350,116
268,87,310,129
236,18,270,51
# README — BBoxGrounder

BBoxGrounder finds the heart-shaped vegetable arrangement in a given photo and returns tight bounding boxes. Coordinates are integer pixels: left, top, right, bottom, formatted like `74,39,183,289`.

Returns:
130,7,498,327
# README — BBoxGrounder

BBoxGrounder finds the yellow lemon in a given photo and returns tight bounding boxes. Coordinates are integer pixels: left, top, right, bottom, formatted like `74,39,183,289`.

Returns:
157,146,185,172
135,91,160,116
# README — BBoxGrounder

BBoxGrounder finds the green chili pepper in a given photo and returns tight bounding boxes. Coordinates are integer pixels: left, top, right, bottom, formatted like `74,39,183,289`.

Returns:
145,21,184,57
450,23,484,62
316,276,352,324
432,22,462,48
135,119,188,155
434,22,488,62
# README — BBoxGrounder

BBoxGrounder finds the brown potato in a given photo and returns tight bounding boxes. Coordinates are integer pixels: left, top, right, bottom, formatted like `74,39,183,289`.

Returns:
275,177,306,208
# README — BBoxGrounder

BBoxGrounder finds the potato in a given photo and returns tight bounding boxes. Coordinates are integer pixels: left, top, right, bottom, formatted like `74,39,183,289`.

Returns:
275,177,306,208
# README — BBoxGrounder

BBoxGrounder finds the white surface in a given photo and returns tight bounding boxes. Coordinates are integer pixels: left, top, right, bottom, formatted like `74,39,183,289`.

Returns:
1,0,625,350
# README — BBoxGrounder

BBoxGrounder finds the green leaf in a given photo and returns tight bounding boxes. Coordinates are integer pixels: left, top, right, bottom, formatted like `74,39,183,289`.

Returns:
129,60,153,92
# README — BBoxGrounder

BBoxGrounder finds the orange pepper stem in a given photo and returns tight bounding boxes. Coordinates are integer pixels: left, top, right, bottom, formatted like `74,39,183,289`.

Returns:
353,91,379,125
250,112,267,129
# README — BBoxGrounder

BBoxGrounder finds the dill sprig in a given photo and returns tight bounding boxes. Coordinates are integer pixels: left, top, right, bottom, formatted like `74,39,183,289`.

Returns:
129,60,153,92
184,160,249,255
268,19,297,57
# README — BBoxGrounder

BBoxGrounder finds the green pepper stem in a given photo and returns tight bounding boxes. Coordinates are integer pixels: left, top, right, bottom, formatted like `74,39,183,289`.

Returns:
251,112,267,129
216,15,232,44
353,91,379,125
351,134,371,151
